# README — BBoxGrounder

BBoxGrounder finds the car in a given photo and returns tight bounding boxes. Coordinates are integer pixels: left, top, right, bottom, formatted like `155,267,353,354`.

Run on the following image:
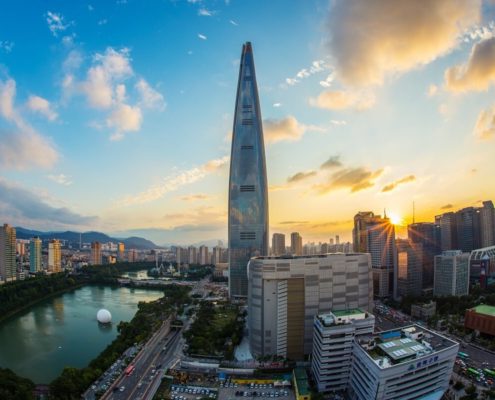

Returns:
91,385,96,390
119,386,126,392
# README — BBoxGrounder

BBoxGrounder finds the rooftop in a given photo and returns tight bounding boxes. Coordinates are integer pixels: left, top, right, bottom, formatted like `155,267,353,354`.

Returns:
471,304,495,317
358,324,457,369
293,368,309,396
333,308,364,317
252,253,366,261
317,308,370,327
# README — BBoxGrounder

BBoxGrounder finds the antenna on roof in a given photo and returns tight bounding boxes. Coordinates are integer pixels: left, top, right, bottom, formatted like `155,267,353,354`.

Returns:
384,208,387,219
413,201,415,224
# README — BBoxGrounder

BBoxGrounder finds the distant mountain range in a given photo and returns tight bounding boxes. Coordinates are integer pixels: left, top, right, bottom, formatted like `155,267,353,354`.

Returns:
15,227,159,250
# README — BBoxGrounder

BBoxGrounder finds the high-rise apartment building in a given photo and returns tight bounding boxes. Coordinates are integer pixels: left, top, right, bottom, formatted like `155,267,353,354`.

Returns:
407,222,441,288
434,250,470,296
212,246,222,265
480,200,495,248
312,309,375,394
48,239,62,272
271,233,286,256
198,245,209,265
290,232,303,256
228,42,269,298
117,242,125,261
188,246,197,264
396,239,422,298
127,249,138,263
336,235,340,245
29,237,42,273
0,224,16,282
91,241,102,265
247,253,373,359
352,212,375,252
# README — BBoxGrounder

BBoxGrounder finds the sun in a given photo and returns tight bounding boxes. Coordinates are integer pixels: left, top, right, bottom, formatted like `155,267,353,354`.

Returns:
388,212,404,226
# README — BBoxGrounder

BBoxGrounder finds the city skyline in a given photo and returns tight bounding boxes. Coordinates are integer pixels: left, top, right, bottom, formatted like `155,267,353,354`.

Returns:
1,1,495,245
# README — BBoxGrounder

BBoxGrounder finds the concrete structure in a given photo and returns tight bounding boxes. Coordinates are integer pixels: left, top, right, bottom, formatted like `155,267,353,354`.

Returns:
271,233,286,256
188,246,197,264
396,239,422,298
117,242,125,261
0,224,16,282
407,222,441,288
247,253,373,359
198,245,209,265
480,201,495,248
456,207,481,252
29,237,42,273
128,249,138,262
290,232,302,256
411,301,436,321
465,304,495,337
311,309,375,394
48,239,62,272
469,245,495,288
228,42,269,298
433,251,470,296
435,212,457,251
349,325,458,400
91,241,102,265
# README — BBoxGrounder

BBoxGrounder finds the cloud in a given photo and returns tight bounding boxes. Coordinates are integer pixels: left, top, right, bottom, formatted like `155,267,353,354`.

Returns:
320,155,342,169
0,41,14,53
279,221,309,225
198,34,207,40
98,19,108,26
310,90,375,110
381,175,416,192
287,171,317,183
135,79,165,110
285,60,327,86
47,174,72,186
26,95,58,121
180,194,211,201
116,155,229,206
427,84,439,97
273,102,282,108
441,203,453,210
445,36,495,92
315,167,384,194
229,20,238,26
263,115,322,144
0,78,58,170
0,178,96,226
107,103,142,140
330,119,346,126
326,0,481,86
319,73,335,88
198,8,215,16
46,11,72,37
473,105,495,140
311,220,352,229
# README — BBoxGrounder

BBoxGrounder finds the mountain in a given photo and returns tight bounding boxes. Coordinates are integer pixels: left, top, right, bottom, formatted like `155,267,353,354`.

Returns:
14,227,159,250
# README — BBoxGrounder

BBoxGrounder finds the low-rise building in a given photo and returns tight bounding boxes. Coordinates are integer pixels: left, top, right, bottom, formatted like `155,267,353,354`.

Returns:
311,309,375,394
410,301,436,321
349,325,458,400
464,304,495,336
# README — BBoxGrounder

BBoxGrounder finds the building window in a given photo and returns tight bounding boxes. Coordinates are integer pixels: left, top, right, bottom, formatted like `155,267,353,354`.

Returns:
240,185,255,192
242,119,254,125
241,145,254,150
240,232,256,240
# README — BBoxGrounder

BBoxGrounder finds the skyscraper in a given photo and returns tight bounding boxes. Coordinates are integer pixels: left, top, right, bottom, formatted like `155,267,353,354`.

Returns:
290,232,303,255
228,42,269,298
408,222,441,288
91,241,102,265
0,224,16,282
117,242,125,261
480,201,495,248
48,239,62,272
435,212,457,251
30,237,42,273
271,233,286,256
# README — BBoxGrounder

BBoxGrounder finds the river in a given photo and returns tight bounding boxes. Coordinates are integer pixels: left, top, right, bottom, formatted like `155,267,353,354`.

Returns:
0,285,164,383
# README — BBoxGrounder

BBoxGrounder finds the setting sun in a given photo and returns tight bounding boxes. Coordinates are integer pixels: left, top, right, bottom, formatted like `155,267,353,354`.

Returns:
388,212,404,226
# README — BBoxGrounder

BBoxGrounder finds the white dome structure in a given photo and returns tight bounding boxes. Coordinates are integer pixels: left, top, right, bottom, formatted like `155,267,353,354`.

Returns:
97,309,112,324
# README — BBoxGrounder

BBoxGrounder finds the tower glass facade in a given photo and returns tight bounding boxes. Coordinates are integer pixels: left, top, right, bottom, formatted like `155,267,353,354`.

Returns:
228,42,269,298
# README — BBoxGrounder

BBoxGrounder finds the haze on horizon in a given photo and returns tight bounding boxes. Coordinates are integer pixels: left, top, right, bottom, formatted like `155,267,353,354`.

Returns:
1,0,495,245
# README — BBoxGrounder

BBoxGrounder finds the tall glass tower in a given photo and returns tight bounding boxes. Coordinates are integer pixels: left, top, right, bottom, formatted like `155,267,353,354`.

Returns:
228,42,269,298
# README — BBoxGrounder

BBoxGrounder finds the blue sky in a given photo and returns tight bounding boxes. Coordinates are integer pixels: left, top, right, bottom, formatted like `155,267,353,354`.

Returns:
1,0,495,245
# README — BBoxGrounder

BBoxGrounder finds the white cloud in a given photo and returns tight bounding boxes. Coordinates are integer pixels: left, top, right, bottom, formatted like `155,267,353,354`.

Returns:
326,0,481,86
88,4,94,11
98,19,108,25
473,105,495,140
198,8,215,17
319,73,334,88
116,156,229,206
135,79,165,110
107,103,142,140
229,20,238,26
46,11,72,37
47,174,72,186
427,84,439,97
264,116,323,144
273,103,282,108
26,95,58,121
310,90,375,111
285,60,328,86
330,120,347,126
198,33,207,40
0,41,14,53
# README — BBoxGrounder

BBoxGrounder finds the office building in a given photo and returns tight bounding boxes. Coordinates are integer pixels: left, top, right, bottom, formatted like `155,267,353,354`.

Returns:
480,201,495,248
48,239,62,272
290,232,303,256
455,206,481,252
0,224,16,282
433,250,470,296
396,239,422,298
349,325,458,400
271,233,286,256
352,212,375,252
407,222,441,288
91,241,102,265
247,253,373,359
312,309,375,394
212,246,222,265
411,301,436,321
336,235,340,245
228,42,269,298
435,212,457,251
469,245,495,288
117,242,125,261
465,305,495,337
29,237,42,273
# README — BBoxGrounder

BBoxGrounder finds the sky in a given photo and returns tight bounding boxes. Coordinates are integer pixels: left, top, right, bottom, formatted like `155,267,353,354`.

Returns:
1,0,495,246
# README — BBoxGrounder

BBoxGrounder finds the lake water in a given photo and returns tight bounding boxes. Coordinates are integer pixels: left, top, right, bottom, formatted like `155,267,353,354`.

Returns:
0,285,164,383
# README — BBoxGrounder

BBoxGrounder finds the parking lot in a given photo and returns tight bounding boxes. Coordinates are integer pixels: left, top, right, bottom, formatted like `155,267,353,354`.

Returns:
218,381,294,400
171,384,218,400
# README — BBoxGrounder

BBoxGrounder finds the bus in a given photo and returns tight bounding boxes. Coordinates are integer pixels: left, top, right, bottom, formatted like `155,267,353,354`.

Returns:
125,365,135,376
458,352,469,359
467,368,480,377
484,369,495,378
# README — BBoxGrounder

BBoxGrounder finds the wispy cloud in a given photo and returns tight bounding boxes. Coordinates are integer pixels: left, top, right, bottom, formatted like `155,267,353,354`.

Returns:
381,175,416,192
198,33,208,40
441,203,453,210
273,102,282,108
0,41,14,53
46,11,72,37
263,115,324,144
320,155,342,169
229,19,238,26
473,104,495,140
198,8,215,17
47,174,73,186
26,95,58,121
279,221,309,225
116,156,229,207
285,60,327,86
310,90,375,111
287,171,317,183
180,193,211,201
314,167,384,194
330,119,347,126
135,79,166,110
